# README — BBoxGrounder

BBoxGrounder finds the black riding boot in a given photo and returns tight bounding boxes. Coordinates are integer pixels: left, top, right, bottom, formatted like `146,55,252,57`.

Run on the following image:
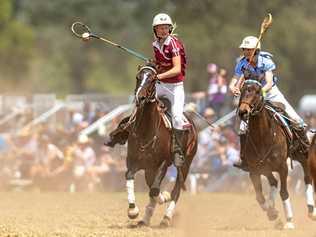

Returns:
233,134,249,171
104,116,130,147
293,127,310,155
172,129,186,167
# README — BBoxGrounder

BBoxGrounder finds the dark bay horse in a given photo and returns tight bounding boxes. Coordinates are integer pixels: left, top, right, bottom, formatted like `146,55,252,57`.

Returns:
309,133,316,195
238,79,316,229
124,64,198,227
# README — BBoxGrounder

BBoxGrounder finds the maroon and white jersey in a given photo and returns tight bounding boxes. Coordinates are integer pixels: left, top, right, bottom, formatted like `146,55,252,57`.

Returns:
153,35,187,83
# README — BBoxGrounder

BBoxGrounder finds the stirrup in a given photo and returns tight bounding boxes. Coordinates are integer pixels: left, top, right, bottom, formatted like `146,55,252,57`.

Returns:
233,160,249,172
104,135,116,147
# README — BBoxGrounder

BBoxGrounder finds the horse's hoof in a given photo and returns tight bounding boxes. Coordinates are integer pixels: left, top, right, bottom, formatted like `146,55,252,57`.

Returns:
158,191,171,204
283,221,295,230
159,216,171,228
308,210,316,221
137,220,149,227
267,207,278,221
127,206,139,219
273,219,284,230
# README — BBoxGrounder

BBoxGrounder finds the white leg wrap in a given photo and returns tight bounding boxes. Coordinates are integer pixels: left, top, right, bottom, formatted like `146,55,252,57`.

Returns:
142,198,157,225
189,174,197,195
156,191,171,204
165,201,176,219
283,198,293,220
126,179,135,204
306,184,315,207
269,186,278,207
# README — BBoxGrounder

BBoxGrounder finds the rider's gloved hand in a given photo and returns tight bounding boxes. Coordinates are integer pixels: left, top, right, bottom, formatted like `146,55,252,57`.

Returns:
229,84,240,96
261,88,267,98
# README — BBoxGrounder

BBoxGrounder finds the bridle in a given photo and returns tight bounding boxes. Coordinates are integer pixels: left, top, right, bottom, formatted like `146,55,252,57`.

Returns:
135,66,157,106
132,65,162,155
239,79,265,117
239,79,275,170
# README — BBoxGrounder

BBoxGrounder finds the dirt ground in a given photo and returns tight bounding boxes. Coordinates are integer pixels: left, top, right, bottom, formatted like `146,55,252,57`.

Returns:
0,191,315,237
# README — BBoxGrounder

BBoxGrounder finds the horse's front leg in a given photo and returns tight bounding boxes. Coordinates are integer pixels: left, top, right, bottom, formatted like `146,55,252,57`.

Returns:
279,164,295,229
125,167,139,219
137,169,157,227
249,173,267,212
149,160,169,204
264,172,279,221
295,156,316,220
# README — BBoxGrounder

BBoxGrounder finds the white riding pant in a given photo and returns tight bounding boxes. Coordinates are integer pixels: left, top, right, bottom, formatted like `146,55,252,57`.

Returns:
266,85,303,124
240,85,304,133
156,81,185,130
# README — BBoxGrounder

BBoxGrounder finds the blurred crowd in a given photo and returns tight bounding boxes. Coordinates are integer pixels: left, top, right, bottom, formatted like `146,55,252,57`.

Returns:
0,63,314,194
0,104,127,192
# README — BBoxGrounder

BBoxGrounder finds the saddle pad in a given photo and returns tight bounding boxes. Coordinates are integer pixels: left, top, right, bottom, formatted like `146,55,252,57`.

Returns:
161,113,191,130
265,105,293,141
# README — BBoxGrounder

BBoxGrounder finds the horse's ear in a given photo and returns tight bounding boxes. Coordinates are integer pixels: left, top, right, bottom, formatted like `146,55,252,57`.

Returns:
137,64,143,71
146,59,158,70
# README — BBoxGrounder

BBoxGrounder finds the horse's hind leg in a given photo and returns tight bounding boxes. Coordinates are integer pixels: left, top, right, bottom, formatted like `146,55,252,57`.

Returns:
295,155,316,219
279,165,295,229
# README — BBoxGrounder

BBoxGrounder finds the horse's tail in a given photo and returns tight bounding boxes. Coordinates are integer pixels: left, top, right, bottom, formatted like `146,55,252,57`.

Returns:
184,111,206,133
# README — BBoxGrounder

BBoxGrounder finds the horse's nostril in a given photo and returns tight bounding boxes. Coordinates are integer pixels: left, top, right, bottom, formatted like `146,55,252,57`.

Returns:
239,110,249,120
238,110,245,117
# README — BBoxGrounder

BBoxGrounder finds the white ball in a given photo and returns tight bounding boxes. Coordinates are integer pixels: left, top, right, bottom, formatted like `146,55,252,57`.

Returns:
82,32,90,39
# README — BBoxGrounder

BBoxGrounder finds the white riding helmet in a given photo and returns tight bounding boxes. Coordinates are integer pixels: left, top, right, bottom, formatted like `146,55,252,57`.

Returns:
152,13,173,27
239,36,261,49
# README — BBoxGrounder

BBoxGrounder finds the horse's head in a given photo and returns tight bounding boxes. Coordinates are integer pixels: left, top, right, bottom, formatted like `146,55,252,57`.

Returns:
135,63,158,107
238,79,264,121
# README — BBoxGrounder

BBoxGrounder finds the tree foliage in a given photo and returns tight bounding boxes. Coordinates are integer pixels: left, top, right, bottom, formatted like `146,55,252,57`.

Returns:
0,0,315,103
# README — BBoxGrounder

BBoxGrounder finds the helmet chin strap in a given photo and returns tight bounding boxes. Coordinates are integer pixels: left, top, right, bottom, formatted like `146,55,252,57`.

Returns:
247,49,260,65
153,25,173,39
153,31,169,43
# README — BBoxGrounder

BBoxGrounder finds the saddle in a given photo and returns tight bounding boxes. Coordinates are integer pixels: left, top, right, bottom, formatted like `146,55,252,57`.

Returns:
265,101,309,154
157,97,192,130
265,101,293,141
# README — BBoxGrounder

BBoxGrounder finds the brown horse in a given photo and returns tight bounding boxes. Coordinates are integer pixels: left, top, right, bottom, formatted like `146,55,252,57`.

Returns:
309,133,316,193
238,79,316,229
123,64,198,227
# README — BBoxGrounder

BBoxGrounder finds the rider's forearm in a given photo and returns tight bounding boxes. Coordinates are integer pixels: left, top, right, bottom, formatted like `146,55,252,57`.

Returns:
157,65,181,80
229,76,240,91
262,71,274,92
157,55,181,80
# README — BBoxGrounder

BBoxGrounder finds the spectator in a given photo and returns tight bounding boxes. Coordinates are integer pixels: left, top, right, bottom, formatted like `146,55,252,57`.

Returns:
207,65,228,115
205,136,242,192
71,135,96,191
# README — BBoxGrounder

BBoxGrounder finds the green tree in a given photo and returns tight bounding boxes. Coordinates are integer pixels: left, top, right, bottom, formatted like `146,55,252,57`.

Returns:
0,0,34,91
